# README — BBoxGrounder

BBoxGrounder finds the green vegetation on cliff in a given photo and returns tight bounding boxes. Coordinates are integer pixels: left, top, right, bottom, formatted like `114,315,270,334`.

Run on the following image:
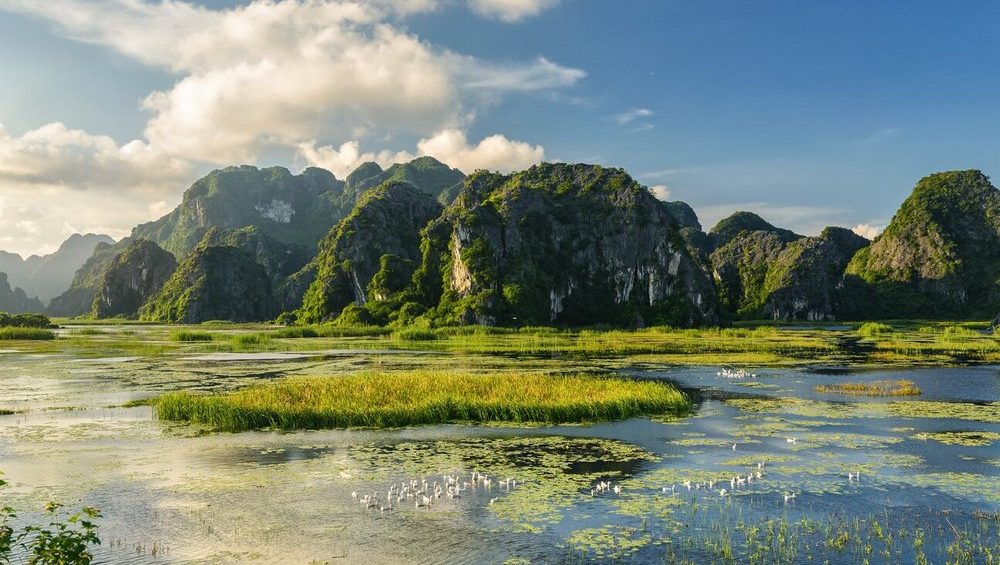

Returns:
395,163,720,328
91,239,177,318
140,244,276,323
297,181,443,324
845,170,1000,318
132,166,351,257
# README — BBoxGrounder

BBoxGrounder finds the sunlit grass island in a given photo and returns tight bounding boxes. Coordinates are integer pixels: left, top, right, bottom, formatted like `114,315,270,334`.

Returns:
152,370,691,431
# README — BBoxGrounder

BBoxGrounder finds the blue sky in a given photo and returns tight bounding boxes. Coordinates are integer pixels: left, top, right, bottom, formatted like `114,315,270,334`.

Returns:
0,0,998,255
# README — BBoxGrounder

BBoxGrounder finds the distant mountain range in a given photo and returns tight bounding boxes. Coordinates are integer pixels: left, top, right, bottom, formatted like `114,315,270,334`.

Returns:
0,233,114,310
9,157,999,325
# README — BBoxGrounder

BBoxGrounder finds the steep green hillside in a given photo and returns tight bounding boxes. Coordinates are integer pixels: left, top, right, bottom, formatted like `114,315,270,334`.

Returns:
343,156,465,203
140,245,276,323
91,239,177,318
297,182,443,323
845,170,1000,318
132,166,349,256
394,163,720,327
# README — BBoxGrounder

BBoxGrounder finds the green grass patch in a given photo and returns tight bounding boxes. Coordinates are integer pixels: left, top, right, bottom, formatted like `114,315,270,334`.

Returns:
169,329,214,342
815,379,922,396
152,370,691,430
230,332,273,350
857,322,894,338
392,328,438,341
0,327,55,340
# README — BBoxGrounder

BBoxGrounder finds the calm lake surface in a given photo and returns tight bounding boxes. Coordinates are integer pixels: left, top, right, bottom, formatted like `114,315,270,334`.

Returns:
1,347,998,563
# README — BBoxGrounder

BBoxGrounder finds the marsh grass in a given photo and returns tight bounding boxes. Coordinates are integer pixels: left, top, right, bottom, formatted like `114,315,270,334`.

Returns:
815,379,923,396
230,333,273,350
858,322,894,338
392,328,438,341
0,327,55,340
169,330,213,342
153,370,691,430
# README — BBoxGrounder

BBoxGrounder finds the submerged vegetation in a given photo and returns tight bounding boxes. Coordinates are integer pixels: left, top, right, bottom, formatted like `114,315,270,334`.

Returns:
815,379,923,396
153,371,691,430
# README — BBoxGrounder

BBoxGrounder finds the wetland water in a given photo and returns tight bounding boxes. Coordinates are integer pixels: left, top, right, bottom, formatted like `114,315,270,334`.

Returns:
1,346,998,563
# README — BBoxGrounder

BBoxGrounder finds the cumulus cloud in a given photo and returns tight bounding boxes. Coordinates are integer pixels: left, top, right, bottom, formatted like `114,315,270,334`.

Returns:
3,0,582,164
298,128,544,176
467,0,559,22
649,185,671,200
0,122,190,190
852,223,883,240
0,122,191,255
0,0,580,255
416,129,544,172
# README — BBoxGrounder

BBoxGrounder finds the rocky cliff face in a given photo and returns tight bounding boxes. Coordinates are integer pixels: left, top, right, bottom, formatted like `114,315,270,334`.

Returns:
91,239,177,318
710,211,801,248
297,181,444,323
844,170,1000,318
343,156,465,204
197,226,311,285
407,164,719,327
131,166,350,257
710,229,790,316
708,213,869,321
141,245,276,323
0,273,44,313
759,227,869,321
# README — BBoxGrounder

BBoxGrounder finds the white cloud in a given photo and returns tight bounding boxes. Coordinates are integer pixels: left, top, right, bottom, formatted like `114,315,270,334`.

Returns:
649,185,671,201
614,108,653,126
0,0,581,255
296,140,415,179
3,0,583,164
416,129,544,172
298,128,545,176
852,223,883,240
0,122,190,190
0,122,191,256
467,0,559,22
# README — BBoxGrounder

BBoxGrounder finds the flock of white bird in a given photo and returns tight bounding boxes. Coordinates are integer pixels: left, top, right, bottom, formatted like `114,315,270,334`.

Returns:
718,367,758,379
351,470,518,514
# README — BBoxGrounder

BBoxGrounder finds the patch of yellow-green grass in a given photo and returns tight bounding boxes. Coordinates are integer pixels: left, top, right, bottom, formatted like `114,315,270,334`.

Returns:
153,370,691,430
0,327,55,340
857,322,894,338
169,329,214,342
815,379,922,396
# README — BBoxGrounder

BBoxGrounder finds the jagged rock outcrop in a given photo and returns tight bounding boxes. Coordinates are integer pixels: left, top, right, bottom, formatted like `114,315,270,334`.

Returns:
844,170,1000,318
47,239,131,317
0,273,44,313
710,211,801,248
710,229,791,316
141,245,276,323
708,212,871,320
343,156,465,204
297,181,444,323
91,240,177,318
405,163,719,327
197,226,311,285
132,166,351,257
0,233,114,303
758,227,869,320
